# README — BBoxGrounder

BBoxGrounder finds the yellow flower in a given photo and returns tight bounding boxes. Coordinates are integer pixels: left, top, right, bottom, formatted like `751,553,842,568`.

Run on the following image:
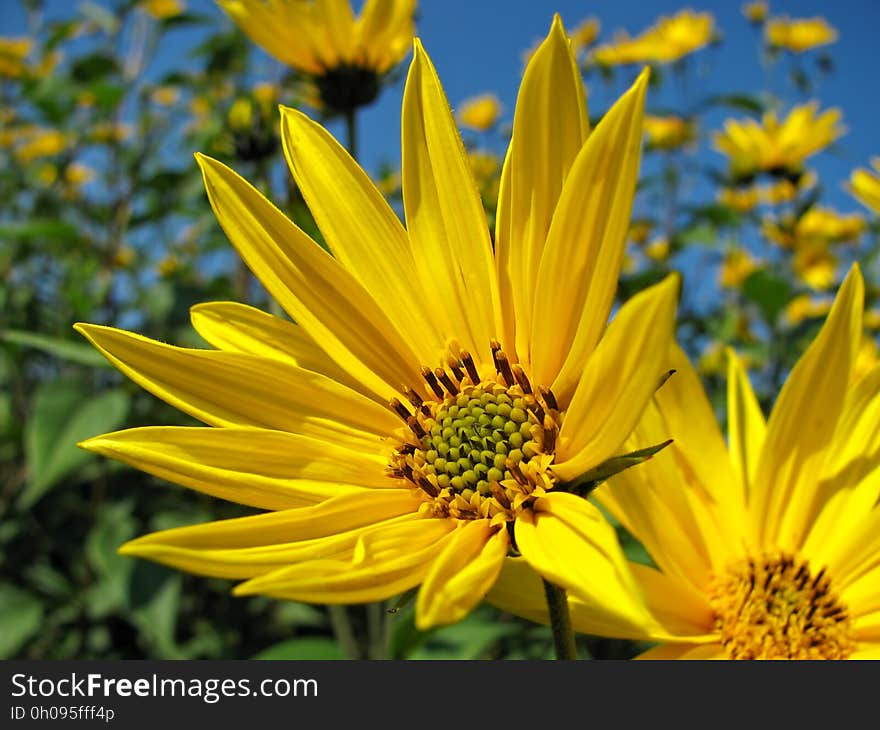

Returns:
0,37,33,77
65,162,96,187
628,219,653,245
151,85,181,107
793,242,837,291
76,20,678,631
719,249,761,289
854,335,879,382
847,158,880,215
713,103,844,181
643,114,696,151
569,17,600,54
218,0,415,113
644,236,670,262
467,150,501,209
493,267,880,658
717,185,761,212
141,0,185,19
865,310,880,332
784,294,831,326
765,16,838,53
761,169,817,205
742,1,768,24
457,94,502,132
592,10,715,66
14,128,67,162
763,206,865,251
89,122,133,143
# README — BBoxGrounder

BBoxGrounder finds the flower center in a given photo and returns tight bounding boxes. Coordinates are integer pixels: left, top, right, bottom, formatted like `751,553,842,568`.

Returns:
707,553,854,659
389,344,560,523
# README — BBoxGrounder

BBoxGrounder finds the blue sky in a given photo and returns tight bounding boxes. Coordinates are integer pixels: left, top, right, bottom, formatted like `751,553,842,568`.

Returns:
4,0,878,215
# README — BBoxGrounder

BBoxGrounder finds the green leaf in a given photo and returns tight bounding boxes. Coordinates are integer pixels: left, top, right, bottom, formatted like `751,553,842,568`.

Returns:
84,501,137,618
742,269,792,325
70,51,120,83
0,220,79,242
0,583,44,658
3,330,110,368
22,383,130,507
253,638,345,660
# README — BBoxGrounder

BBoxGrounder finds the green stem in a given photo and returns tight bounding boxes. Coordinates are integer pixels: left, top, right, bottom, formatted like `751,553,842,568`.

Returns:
344,107,358,160
366,601,386,660
542,579,577,660
327,605,362,660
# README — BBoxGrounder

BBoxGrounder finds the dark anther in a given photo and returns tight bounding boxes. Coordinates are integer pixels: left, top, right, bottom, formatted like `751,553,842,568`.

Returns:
525,395,545,424
405,387,423,407
539,386,559,412
811,567,827,589
407,416,426,439
495,350,514,387
422,367,445,399
542,419,556,453
657,369,677,391
400,442,416,455
460,350,481,385
447,355,464,383
512,364,532,394
390,398,412,421
418,476,439,497
435,368,459,396
490,482,511,509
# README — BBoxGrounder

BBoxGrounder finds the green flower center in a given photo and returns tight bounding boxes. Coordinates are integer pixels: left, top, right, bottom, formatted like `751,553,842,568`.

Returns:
389,345,560,522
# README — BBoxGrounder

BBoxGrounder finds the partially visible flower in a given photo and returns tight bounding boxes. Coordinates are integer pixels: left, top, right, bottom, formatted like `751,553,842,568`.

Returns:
65,162,96,187
141,0,185,19
592,10,716,66
569,17,600,55
218,0,416,114
761,169,817,204
151,85,181,107
467,150,502,210
784,293,832,326
491,267,880,659
77,21,679,632
643,114,696,151
793,242,837,291
719,249,761,289
764,206,866,249
742,1,768,24
865,310,880,331
713,102,844,181
227,86,279,161
718,185,761,212
156,254,182,277
766,16,838,53
628,219,653,245
457,94,502,132
644,236,670,262
854,335,879,382
846,158,880,214
89,122,133,143
0,37,32,77
14,128,68,162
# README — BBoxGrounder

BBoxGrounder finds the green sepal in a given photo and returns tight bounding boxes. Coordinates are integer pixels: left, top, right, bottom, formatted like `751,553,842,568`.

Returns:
563,439,674,497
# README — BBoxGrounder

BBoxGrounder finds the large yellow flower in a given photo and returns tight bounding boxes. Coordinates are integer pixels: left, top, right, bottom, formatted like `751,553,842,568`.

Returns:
765,16,838,53
592,10,715,66
218,0,416,112
492,266,880,658
76,20,678,631
713,102,844,181
847,158,880,214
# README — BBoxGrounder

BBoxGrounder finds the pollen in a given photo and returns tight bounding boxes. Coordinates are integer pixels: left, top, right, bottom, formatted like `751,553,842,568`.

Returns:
707,553,854,660
389,346,561,523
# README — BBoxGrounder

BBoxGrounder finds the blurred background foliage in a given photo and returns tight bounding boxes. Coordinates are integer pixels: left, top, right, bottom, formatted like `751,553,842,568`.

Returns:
1,0,878,660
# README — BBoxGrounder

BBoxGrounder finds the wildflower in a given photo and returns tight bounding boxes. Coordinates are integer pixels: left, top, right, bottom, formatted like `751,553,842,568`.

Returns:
77,20,677,632
592,10,716,67
742,2,768,25
0,37,32,77
765,16,838,53
784,294,831,326
218,0,416,114
457,94,502,132
493,267,880,659
719,249,761,289
569,17,600,55
643,115,696,151
846,158,880,214
141,0,186,19
713,103,844,181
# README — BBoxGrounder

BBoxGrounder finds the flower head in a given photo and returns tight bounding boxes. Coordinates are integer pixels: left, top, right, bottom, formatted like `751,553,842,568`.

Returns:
847,158,880,214
492,266,880,659
742,2,768,25
713,102,844,181
643,114,697,151
218,0,416,113
77,19,678,630
456,93,502,131
592,10,716,67
765,15,838,53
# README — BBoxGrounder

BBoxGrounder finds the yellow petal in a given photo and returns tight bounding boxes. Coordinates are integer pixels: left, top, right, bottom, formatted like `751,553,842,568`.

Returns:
74,324,399,438
279,107,442,365
416,519,508,629
726,347,766,499
553,273,678,481
628,563,716,639
752,264,864,550
531,68,649,398
196,153,423,402
119,490,422,579
234,517,457,604
495,15,589,362
190,301,365,394
514,492,662,637
401,40,501,363
312,0,355,62
355,0,415,72
80,426,395,510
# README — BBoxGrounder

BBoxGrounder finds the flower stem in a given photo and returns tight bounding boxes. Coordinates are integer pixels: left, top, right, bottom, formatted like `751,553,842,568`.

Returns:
327,605,362,659
542,579,577,660
344,108,358,160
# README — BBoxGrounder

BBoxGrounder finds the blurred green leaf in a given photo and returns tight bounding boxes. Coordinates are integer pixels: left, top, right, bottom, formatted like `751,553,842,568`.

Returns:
0,584,44,658
85,501,138,618
253,638,345,660
0,220,79,242
22,383,130,507
704,93,765,114
71,51,120,82
742,269,792,325
3,330,110,368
